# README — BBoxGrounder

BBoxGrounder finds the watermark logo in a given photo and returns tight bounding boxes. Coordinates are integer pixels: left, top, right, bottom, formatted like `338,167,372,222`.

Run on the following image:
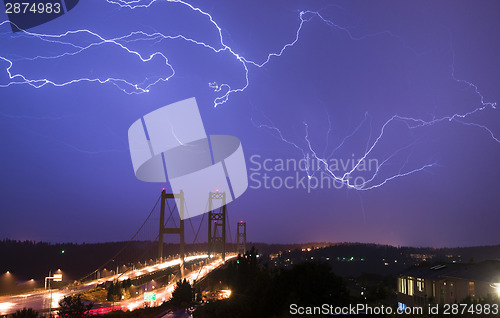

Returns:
248,154,379,192
128,97,248,219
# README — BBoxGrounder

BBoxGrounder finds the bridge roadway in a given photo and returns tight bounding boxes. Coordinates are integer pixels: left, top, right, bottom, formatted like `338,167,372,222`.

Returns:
0,254,235,316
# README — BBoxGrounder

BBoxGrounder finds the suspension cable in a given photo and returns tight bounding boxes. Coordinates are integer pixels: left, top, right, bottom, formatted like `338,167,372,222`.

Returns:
78,194,161,282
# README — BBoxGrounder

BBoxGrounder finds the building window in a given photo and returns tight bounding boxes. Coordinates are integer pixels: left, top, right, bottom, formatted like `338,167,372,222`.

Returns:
408,276,414,296
417,278,425,292
399,277,407,294
469,281,475,297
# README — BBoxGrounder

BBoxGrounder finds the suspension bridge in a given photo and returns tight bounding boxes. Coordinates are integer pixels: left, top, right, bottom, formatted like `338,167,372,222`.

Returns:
0,189,247,316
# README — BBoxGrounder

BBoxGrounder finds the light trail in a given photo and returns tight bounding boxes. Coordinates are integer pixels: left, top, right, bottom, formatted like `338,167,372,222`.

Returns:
0,253,211,315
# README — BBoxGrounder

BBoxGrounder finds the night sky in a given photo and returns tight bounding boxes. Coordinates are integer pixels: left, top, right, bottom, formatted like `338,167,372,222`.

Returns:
1,0,499,247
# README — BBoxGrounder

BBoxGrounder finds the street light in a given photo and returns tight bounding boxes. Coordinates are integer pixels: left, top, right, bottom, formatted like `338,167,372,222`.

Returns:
45,270,63,317
2,271,15,294
22,278,36,293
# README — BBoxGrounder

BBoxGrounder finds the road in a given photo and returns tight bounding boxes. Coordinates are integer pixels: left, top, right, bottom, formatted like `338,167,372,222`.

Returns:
119,256,233,312
0,254,232,316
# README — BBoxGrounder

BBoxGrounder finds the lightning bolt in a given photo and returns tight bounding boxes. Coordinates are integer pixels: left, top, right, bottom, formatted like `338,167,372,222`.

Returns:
248,9,498,190
255,82,496,191
0,1,498,189
0,20,174,93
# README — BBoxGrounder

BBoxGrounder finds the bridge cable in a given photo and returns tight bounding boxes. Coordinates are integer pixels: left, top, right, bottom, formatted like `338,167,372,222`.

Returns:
78,194,161,282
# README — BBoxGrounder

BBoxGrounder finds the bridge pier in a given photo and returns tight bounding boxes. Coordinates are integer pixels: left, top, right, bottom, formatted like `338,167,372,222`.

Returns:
208,191,226,262
158,189,185,278
237,221,246,255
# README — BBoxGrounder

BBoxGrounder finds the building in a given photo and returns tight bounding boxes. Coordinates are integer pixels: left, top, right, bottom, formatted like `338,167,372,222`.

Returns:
397,260,500,307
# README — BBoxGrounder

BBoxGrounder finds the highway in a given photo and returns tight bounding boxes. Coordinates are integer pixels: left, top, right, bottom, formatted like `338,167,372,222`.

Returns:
0,254,234,316
119,256,234,312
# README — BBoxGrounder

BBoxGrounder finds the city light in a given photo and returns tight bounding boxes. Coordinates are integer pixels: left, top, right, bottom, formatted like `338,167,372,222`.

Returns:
220,289,232,299
494,283,500,298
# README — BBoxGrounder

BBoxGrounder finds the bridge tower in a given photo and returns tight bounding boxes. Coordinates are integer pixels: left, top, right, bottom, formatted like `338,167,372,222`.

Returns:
158,188,185,278
237,221,246,255
208,191,226,261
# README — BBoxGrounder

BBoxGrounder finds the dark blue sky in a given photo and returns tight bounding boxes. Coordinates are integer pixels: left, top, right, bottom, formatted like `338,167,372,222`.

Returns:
1,0,499,247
